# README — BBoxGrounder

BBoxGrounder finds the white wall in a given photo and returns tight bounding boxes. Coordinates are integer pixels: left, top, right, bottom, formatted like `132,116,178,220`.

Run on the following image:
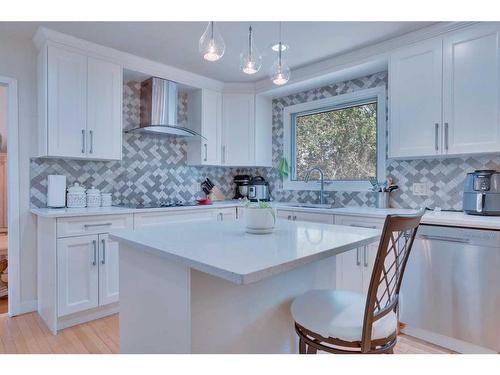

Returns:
0,86,6,152
0,32,38,310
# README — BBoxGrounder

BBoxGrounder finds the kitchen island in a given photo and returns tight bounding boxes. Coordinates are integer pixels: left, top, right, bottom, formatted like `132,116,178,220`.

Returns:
110,219,380,353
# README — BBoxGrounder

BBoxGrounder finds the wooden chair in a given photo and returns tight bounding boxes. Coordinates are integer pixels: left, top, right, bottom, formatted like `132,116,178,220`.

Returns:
291,210,425,354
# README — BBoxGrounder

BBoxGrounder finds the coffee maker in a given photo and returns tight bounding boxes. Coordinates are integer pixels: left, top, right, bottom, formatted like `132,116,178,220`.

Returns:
233,175,251,199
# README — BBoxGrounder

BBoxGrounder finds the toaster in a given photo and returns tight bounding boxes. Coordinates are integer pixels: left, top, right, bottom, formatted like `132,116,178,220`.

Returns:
463,170,500,215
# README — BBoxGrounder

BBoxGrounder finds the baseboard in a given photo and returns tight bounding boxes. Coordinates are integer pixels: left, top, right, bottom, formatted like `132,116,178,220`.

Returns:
401,325,497,354
10,299,38,317
57,302,119,331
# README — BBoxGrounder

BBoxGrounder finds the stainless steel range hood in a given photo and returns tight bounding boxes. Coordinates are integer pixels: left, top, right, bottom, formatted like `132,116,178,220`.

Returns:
125,77,204,139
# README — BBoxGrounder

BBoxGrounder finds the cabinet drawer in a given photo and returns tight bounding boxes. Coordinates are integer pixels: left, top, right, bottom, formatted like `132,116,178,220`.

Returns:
57,214,133,238
334,215,385,229
134,209,216,229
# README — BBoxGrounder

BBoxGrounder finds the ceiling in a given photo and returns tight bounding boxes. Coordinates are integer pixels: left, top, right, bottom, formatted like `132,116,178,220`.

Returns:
1,21,437,82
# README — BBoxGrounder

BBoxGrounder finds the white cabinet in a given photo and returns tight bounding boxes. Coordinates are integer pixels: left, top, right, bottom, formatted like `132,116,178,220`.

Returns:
389,24,500,158
389,38,443,158
334,215,383,294
57,235,99,316
46,45,88,158
98,234,120,306
87,57,122,160
37,43,123,160
221,92,272,167
57,233,120,317
442,24,500,155
187,89,222,165
277,208,334,224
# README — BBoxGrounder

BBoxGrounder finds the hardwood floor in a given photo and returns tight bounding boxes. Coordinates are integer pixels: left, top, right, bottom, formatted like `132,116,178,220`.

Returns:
0,312,454,354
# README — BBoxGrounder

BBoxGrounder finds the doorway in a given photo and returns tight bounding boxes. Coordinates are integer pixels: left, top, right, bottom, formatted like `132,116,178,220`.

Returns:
0,76,20,317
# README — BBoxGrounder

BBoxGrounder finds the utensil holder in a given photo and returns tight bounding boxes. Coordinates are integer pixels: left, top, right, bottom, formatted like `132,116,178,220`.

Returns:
376,192,390,209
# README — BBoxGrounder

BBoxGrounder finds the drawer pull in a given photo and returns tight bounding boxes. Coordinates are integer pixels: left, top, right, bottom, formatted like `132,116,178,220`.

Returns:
356,248,361,266
101,239,106,265
363,246,368,267
92,240,97,266
84,223,113,229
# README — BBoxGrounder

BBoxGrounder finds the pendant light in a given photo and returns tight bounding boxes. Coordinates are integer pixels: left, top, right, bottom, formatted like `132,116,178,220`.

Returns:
240,26,262,75
270,23,291,86
199,22,225,62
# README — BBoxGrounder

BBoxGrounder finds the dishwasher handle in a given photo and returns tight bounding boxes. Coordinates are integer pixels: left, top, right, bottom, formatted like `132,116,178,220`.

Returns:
419,234,470,244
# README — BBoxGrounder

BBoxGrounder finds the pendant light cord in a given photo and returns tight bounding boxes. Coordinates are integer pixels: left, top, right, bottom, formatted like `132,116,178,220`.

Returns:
278,22,282,68
248,26,253,60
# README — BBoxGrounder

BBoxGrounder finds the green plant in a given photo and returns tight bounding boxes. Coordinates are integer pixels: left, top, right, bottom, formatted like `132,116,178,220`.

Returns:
243,199,276,223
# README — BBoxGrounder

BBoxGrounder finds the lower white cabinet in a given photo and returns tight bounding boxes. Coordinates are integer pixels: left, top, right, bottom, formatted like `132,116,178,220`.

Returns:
57,235,99,316
334,215,383,294
57,233,119,317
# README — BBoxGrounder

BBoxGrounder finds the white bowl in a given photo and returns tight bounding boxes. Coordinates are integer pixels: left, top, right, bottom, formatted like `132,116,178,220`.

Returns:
245,207,276,234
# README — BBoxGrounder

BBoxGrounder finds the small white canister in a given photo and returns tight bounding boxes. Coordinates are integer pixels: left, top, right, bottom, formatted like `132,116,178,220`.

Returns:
101,193,112,207
67,183,87,208
86,186,101,208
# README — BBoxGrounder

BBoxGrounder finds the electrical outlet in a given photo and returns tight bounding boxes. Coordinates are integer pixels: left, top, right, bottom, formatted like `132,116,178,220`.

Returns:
412,182,429,196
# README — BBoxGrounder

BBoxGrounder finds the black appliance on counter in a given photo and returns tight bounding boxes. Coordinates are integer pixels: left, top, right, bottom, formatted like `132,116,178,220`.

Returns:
233,175,251,199
463,169,500,215
248,176,271,202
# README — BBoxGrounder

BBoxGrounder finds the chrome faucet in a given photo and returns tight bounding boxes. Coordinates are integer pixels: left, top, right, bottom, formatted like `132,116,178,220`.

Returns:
304,167,326,205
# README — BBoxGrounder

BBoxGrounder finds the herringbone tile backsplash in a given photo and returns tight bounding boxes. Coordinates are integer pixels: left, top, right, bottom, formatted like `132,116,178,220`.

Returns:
30,74,499,210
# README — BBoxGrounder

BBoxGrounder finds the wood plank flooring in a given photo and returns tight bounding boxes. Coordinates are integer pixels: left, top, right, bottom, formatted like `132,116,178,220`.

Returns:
0,312,454,354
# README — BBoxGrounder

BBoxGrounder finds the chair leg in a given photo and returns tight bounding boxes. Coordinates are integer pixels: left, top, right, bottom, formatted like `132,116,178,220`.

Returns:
387,347,394,354
307,344,318,354
299,338,306,354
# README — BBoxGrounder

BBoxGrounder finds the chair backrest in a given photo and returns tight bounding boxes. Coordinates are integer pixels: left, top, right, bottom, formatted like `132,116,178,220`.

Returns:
360,209,425,352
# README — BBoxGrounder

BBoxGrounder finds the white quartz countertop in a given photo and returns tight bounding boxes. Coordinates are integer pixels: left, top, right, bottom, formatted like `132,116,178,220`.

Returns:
110,219,381,285
30,201,241,218
31,201,500,230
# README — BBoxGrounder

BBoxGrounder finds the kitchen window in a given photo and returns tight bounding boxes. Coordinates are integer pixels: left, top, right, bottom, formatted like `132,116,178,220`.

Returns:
283,87,386,191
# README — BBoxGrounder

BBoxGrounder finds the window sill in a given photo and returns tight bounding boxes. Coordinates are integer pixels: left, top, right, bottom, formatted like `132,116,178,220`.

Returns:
282,180,373,192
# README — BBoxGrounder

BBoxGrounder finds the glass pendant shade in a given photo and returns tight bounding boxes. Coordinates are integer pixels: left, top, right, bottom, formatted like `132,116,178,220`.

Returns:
240,26,262,75
270,42,290,85
199,22,225,62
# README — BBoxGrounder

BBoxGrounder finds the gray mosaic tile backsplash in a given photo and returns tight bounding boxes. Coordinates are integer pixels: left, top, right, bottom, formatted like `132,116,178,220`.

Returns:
30,74,500,210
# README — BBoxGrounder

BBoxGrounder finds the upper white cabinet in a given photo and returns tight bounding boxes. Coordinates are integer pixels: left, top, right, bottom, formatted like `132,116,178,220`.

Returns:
442,25,500,155
187,89,222,166
389,24,500,159
389,39,443,158
37,43,123,160
221,92,272,167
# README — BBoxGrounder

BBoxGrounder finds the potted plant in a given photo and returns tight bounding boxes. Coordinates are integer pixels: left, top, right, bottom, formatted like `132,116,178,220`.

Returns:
243,199,277,234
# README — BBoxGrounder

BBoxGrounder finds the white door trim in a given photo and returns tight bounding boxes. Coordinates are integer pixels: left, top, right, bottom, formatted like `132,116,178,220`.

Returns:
0,76,21,317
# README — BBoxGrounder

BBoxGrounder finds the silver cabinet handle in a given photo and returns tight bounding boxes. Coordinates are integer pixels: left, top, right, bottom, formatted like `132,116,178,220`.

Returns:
293,215,297,221
287,215,292,220
221,145,226,164
356,248,361,266
420,234,470,244
218,212,223,221
101,239,106,265
363,246,368,267
81,129,86,154
349,224,377,229
435,123,439,151
84,223,112,229
89,129,94,154
203,144,208,162
444,122,449,150
92,240,97,266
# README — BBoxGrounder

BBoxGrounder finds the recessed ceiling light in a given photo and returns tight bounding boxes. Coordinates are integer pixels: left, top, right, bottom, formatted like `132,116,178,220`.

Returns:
271,43,289,52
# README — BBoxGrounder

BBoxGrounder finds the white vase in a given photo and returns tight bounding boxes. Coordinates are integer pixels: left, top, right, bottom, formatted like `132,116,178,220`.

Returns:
245,207,277,233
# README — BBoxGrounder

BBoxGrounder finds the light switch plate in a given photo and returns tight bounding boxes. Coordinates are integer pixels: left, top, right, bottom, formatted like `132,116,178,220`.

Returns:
412,182,429,196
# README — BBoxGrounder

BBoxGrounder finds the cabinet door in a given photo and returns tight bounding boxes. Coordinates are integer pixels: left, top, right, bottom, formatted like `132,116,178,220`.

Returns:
335,248,364,293
47,45,88,158
443,25,500,155
202,90,222,165
361,243,379,293
57,235,99,316
222,93,255,166
389,39,443,158
87,57,123,160
98,234,119,305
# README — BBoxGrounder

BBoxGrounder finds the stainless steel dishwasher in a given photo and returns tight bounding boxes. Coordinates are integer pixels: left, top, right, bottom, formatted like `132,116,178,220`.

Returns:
399,224,500,353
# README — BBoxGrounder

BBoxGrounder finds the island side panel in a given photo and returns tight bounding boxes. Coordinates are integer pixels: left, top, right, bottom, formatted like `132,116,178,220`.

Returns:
119,243,191,353
190,256,337,354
